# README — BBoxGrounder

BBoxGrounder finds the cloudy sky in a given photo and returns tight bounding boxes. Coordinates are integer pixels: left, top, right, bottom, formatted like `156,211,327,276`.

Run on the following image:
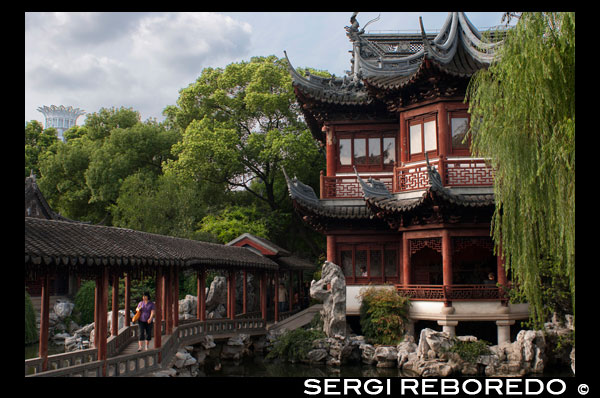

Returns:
25,12,510,126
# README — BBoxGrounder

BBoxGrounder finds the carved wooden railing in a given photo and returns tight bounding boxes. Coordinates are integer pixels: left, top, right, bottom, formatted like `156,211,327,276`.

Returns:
395,284,507,303
319,158,494,198
321,174,394,199
25,316,266,377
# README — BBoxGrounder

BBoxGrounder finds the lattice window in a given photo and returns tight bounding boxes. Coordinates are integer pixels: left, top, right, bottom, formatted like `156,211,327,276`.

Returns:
409,237,442,255
453,237,494,254
409,43,423,52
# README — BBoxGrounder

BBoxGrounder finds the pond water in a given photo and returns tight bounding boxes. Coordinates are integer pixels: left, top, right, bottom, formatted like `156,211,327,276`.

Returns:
200,355,411,377
198,355,574,378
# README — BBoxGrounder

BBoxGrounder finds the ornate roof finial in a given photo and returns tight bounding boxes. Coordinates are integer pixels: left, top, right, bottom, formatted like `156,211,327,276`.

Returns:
345,12,380,38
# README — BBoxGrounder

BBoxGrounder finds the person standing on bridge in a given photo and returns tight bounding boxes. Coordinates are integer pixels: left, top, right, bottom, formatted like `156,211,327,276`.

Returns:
136,292,155,351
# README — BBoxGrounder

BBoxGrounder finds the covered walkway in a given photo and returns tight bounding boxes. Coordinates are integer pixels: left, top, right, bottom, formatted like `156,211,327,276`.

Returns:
25,174,314,376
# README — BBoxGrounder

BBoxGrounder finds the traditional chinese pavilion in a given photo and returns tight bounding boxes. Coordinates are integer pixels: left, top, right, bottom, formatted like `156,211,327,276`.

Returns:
284,12,528,344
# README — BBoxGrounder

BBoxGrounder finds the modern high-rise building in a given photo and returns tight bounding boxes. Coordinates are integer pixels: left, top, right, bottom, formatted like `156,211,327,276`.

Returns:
37,105,85,141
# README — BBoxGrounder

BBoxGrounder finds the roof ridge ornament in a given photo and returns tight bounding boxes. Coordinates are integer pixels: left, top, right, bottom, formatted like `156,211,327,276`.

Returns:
282,166,320,206
353,166,392,199
425,153,444,189
345,12,381,38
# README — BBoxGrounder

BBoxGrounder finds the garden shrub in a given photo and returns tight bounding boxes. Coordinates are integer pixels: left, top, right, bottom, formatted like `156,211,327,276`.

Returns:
74,280,96,325
359,286,410,345
445,338,492,363
266,328,326,362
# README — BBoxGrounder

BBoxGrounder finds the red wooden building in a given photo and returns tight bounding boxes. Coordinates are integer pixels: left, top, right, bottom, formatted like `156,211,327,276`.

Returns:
284,12,528,344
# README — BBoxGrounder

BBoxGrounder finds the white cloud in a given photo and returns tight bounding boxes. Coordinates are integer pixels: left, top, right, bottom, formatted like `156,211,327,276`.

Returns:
25,12,507,125
25,12,254,123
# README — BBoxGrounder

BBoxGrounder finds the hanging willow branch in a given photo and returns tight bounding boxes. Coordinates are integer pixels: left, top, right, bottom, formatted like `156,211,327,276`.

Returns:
466,12,575,329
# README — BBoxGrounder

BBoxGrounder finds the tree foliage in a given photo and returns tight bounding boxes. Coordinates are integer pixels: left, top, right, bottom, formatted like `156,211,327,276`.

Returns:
163,55,324,211
466,12,575,328
25,120,59,178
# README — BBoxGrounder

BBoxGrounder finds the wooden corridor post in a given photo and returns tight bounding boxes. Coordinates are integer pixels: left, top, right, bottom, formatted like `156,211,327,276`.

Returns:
442,230,453,306
260,271,267,321
228,270,236,319
288,271,293,312
165,268,172,335
197,269,206,321
124,273,131,327
94,267,109,376
111,272,119,337
39,274,50,371
154,268,163,357
274,271,279,322
242,270,247,315
173,267,179,328
402,234,411,285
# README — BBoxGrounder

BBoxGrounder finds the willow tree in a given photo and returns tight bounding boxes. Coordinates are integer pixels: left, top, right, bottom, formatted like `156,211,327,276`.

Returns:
466,12,574,328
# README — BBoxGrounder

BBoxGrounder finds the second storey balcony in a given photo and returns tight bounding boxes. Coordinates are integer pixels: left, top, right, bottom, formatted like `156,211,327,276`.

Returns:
320,156,494,199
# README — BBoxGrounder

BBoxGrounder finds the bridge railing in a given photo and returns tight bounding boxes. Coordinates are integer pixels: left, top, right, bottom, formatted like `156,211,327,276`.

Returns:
26,316,266,377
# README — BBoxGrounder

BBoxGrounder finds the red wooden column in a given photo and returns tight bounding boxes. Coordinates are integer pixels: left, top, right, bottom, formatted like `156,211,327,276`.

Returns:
437,103,450,158
497,241,508,305
228,270,236,320
399,112,407,164
297,270,302,309
154,268,163,354
111,272,119,337
95,267,109,376
242,270,247,314
165,268,172,335
274,271,280,322
402,234,411,286
197,269,206,321
260,271,267,321
325,125,336,177
442,230,453,306
327,235,336,263
39,274,50,371
288,271,293,312
124,273,131,327
173,267,179,328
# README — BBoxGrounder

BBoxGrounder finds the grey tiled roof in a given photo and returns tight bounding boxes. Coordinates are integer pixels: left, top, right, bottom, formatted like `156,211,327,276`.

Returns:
25,217,279,273
286,12,504,106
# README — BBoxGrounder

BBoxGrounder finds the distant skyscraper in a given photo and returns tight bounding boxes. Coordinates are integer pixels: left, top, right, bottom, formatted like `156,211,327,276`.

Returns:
37,105,85,141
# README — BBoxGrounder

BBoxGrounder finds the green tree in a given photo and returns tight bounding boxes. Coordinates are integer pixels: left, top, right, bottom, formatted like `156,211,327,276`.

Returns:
164,55,323,211
198,205,270,244
466,12,575,328
37,136,105,222
111,171,222,239
85,119,180,212
37,107,180,224
25,120,59,177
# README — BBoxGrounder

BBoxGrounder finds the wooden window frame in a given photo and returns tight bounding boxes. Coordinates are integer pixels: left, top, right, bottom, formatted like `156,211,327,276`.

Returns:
449,110,471,156
337,243,400,285
336,131,397,172
407,113,438,162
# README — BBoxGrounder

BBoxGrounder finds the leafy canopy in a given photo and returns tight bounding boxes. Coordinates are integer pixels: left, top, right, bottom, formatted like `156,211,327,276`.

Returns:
164,55,323,211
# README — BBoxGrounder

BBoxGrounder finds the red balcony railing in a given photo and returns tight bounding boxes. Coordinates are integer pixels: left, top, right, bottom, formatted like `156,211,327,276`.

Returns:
395,284,507,303
320,157,494,199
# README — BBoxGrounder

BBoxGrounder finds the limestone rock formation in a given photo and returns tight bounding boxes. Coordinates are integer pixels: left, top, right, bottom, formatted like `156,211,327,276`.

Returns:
309,261,346,338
